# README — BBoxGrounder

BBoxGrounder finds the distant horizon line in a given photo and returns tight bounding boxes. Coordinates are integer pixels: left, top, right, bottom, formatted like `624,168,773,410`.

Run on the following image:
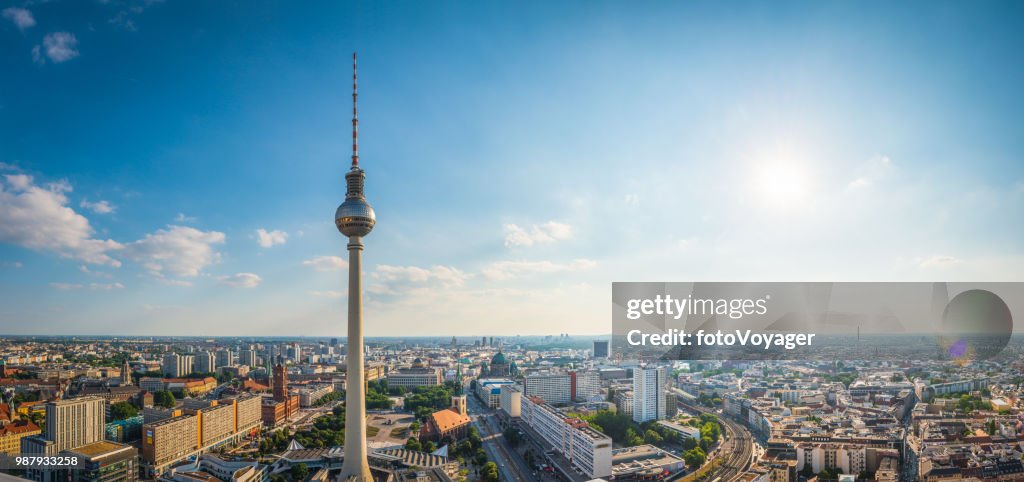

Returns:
1,332,1017,340
0,334,613,339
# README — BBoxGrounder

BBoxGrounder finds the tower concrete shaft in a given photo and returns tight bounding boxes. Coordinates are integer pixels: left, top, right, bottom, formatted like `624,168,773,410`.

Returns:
339,236,372,481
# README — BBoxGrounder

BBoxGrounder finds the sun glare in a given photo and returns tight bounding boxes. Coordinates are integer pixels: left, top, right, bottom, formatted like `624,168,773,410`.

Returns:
751,161,808,205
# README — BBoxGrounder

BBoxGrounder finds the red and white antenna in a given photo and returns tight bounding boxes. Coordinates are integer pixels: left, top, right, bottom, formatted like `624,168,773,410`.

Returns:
351,52,359,168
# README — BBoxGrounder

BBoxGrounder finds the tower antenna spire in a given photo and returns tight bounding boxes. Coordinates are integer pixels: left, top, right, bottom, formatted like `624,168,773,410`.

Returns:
351,52,359,168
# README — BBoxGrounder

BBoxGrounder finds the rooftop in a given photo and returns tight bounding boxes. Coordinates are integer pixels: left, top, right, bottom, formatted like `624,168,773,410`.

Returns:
64,440,133,459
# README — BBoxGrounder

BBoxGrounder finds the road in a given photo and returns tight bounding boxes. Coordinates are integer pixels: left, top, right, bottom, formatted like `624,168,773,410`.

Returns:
467,392,536,481
679,402,754,482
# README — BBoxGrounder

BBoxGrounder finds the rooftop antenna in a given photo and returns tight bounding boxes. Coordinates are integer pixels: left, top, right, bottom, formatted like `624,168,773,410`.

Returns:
351,52,359,168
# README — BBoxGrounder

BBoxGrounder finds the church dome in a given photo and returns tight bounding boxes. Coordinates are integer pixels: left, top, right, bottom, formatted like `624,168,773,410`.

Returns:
491,352,507,365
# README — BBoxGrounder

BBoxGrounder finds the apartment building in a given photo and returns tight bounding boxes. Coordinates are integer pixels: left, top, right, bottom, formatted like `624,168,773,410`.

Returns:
521,395,613,479
524,373,571,405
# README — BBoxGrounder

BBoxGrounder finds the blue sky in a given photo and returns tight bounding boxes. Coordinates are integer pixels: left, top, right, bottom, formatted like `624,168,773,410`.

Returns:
1,1,1023,336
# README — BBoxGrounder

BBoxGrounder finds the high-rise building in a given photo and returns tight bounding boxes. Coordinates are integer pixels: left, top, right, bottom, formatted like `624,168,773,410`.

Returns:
141,395,261,478
239,349,256,367
592,340,610,359
335,52,376,482
499,386,522,418
22,397,106,482
162,353,192,378
521,395,613,478
195,351,216,374
161,354,176,375
633,366,667,423
524,373,572,405
215,349,233,368
142,415,198,476
570,370,601,401
44,397,106,450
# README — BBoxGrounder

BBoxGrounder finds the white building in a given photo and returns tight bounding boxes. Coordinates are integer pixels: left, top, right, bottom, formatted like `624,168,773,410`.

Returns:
194,351,216,374
499,385,522,418
476,379,515,408
298,384,335,407
614,390,634,418
239,349,257,367
162,353,194,378
572,370,602,401
633,366,667,423
796,443,867,475
22,397,106,482
524,373,571,405
521,395,612,479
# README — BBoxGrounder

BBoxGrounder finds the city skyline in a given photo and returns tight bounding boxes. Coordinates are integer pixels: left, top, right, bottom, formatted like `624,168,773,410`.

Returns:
3,2,1024,337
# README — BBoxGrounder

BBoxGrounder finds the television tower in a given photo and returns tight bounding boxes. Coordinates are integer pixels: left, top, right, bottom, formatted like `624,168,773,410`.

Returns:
336,52,376,481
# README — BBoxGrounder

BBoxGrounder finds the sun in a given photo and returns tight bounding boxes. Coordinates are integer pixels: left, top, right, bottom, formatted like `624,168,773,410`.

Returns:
751,161,808,205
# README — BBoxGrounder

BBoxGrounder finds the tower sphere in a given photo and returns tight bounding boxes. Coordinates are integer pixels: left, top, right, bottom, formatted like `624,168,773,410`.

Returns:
335,194,375,237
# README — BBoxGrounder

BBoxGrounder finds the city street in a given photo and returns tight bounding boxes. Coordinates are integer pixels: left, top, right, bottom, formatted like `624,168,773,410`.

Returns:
467,392,536,481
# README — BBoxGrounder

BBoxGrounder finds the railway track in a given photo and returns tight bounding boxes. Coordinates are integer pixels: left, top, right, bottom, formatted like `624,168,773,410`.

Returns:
679,402,753,482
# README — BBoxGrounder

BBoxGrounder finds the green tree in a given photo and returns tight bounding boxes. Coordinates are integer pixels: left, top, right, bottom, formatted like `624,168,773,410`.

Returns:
469,427,482,450
290,463,309,481
153,390,176,408
503,427,521,446
405,437,422,451
682,447,706,468
625,428,643,447
481,462,500,482
474,447,487,465
109,401,139,421
644,429,663,444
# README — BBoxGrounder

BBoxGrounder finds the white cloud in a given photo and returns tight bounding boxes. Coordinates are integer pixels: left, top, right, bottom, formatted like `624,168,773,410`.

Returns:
255,228,288,248
624,193,640,206
847,155,892,190
174,213,197,223
303,255,347,271
80,199,116,214
503,221,573,247
218,272,262,288
310,290,345,298
374,265,471,286
482,259,596,280
35,32,80,64
677,237,698,250
158,278,193,287
369,264,471,295
847,177,871,189
0,174,122,266
123,225,225,278
1,261,22,269
918,255,961,268
2,8,35,30
50,282,124,291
